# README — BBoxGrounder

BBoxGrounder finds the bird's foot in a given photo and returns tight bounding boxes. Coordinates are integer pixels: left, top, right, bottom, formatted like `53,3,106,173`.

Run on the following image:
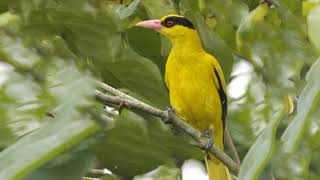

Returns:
205,137,214,151
201,129,214,154
164,106,175,124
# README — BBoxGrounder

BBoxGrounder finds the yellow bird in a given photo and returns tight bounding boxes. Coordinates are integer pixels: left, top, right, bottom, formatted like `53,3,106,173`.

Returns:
136,14,231,180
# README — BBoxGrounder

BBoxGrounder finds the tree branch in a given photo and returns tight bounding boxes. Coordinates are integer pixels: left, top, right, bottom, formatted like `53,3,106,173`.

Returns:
225,128,241,165
95,83,240,175
261,0,278,7
97,81,138,102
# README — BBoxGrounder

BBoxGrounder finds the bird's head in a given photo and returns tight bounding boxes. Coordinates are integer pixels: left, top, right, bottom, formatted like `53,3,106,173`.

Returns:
136,14,201,47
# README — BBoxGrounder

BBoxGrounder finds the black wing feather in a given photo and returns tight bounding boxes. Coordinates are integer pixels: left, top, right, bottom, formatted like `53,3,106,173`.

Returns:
213,67,227,130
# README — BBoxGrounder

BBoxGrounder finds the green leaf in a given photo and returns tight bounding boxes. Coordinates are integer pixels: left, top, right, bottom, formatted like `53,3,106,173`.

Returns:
0,12,18,27
25,151,94,180
236,3,269,54
205,0,249,27
241,0,260,10
140,0,177,58
127,27,164,74
93,110,199,177
116,0,140,20
238,108,285,180
10,0,169,108
94,111,172,176
0,62,99,179
0,17,55,148
281,58,320,153
141,0,177,18
0,29,42,69
281,0,302,16
303,0,320,15
0,1,10,13
0,71,51,148
236,2,317,94
177,0,249,51
307,5,320,53
105,49,169,108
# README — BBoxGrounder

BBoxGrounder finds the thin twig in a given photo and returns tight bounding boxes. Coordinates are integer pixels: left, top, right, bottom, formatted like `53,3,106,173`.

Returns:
225,128,241,165
83,177,100,180
261,0,278,7
97,81,139,103
90,169,105,176
269,171,276,180
95,87,240,175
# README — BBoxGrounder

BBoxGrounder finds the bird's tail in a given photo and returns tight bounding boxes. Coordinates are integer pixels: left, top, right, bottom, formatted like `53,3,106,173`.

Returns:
205,153,231,180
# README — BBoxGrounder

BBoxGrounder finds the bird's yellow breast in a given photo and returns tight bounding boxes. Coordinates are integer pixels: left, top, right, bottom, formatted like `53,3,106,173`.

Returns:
165,51,223,134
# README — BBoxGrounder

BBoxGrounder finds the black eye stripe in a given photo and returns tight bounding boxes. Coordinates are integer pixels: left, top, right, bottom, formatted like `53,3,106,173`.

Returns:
161,16,195,29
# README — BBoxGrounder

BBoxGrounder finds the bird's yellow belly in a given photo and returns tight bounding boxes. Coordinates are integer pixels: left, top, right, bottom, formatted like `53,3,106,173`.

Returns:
167,67,222,132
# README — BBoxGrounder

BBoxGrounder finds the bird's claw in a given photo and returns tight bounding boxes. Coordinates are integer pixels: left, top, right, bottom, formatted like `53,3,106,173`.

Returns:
201,129,214,154
205,137,214,153
167,106,175,113
164,106,175,123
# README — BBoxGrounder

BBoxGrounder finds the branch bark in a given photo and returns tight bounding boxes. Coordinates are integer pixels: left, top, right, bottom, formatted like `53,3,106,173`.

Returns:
261,0,278,7
225,128,241,165
95,83,240,175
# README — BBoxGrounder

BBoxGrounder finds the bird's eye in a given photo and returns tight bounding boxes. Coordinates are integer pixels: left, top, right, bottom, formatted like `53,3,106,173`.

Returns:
166,20,175,27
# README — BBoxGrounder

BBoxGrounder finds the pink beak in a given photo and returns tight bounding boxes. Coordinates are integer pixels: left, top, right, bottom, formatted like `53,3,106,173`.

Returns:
135,19,162,30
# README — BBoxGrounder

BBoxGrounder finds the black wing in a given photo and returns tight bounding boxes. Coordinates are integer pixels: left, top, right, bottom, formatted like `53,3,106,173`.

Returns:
213,67,227,130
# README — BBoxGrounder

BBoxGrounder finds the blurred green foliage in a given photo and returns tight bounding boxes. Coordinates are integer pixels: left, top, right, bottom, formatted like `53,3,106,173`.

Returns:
0,0,320,180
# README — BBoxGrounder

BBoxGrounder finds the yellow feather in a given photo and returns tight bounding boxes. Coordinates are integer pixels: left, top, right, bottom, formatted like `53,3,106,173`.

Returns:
160,15,231,180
